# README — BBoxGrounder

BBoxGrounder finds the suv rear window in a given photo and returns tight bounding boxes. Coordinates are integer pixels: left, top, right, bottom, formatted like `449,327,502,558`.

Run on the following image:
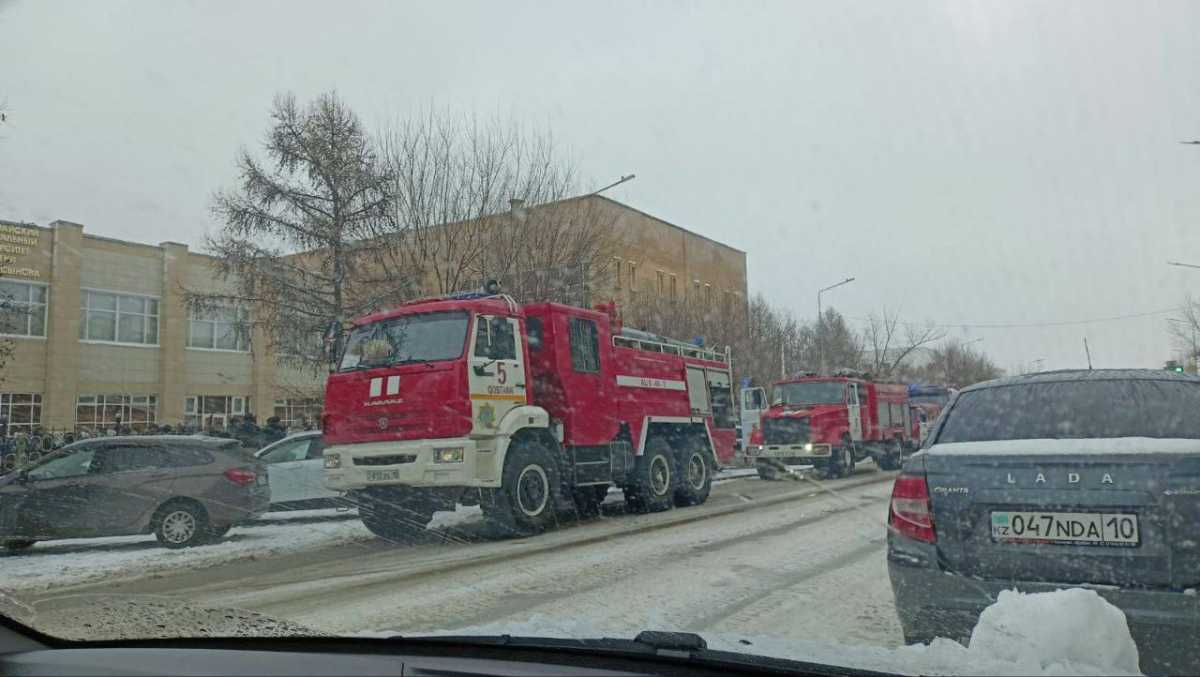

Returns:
935,379,1200,443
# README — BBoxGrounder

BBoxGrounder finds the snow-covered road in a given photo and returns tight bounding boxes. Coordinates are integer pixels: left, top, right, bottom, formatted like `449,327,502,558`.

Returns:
0,466,778,592
6,468,920,666
17,467,901,647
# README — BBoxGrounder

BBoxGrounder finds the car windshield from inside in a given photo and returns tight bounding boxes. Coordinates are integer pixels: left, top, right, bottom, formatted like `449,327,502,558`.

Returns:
935,379,1200,443
10,3,1200,675
338,311,469,371
773,381,845,406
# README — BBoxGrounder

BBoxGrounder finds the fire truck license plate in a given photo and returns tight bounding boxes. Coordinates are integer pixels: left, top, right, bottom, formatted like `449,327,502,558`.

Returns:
366,469,401,483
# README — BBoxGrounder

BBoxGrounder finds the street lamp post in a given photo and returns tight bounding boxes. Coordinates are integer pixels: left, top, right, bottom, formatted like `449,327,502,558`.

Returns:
816,276,855,374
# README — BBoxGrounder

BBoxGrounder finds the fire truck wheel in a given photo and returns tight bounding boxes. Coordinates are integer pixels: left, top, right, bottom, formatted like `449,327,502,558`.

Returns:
756,461,780,481
674,448,712,506
877,438,903,471
625,440,674,514
829,444,855,479
486,439,561,536
572,484,608,519
2,540,35,553
357,490,435,544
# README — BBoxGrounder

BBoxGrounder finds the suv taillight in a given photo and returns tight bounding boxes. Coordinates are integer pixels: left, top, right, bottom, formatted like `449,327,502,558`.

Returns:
224,467,258,486
889,474,936,543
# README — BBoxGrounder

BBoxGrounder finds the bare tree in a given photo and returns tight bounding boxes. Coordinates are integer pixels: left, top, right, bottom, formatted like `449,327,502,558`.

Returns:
1168,295,1200,369
201,91,408,373
919,339,1003,388
378,111,616,301
861,308,944,378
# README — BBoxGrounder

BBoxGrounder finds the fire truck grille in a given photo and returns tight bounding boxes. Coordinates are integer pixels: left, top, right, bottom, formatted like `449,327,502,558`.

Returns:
763,417,811,445
354,454,418,466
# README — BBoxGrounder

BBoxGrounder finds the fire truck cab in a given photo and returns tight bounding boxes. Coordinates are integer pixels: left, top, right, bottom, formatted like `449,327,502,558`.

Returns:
322,291,736,540
747,372,909,479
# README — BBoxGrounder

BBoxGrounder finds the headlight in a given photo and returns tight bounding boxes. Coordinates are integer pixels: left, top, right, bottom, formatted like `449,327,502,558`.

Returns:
324,454,341,469
434,447,464,464
804,443,813,452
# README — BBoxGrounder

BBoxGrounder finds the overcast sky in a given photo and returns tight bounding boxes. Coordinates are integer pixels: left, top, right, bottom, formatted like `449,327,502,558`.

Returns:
3,0,1200,372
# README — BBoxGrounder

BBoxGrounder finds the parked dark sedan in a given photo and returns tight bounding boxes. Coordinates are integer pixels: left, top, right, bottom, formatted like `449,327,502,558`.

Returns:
0,435,270,551
888,369,1200,675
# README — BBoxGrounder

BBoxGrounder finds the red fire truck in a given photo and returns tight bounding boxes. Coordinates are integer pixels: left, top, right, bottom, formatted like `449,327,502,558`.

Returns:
744,372,910,480
321,290,737,540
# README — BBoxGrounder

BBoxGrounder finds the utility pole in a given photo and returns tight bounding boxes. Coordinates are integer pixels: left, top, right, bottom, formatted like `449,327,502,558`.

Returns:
1083,337,1093,370
816,276,855,374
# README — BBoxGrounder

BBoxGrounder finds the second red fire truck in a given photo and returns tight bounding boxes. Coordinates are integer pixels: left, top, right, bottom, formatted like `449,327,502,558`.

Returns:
321,288,737,539
744,372,912,479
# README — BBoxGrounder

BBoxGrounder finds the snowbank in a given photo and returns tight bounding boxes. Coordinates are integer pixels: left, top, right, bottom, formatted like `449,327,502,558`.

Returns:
392,588,1141,676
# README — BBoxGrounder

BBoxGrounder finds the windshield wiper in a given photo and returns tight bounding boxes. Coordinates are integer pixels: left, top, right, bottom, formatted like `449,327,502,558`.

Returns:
377,631,893,676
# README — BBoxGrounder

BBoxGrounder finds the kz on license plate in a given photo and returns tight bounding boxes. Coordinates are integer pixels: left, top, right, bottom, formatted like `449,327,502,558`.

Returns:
365,469,401,483
991,511,1139,547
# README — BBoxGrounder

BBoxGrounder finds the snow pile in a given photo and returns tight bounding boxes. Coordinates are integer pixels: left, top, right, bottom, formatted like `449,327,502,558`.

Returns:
389,589,1141,676
963,588,1138,675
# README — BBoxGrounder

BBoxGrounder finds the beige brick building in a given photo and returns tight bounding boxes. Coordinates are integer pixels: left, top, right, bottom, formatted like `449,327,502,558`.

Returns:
0,197,745,433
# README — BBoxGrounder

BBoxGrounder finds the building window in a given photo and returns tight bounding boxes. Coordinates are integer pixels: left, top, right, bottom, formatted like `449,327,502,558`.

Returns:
704,283,712,305
656,270,665,295
188,306,250,351
76,394,158,433
627,261,637,294
273,398,323,430
568,317,600,373
185,395,248,430
0,393,42,433
669,274,678,301
0,279,47,337
612,257,622,289
80,290,159,345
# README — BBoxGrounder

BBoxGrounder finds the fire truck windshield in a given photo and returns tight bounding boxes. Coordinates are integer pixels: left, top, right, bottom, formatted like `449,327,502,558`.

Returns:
773,381,846,406
338,310,470,371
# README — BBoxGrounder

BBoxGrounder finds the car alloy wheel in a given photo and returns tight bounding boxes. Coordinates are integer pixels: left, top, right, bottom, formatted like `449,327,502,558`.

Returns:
161,509,197,544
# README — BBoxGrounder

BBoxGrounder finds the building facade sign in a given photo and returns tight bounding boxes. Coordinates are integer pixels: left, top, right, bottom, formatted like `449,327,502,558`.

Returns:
0,223,47,279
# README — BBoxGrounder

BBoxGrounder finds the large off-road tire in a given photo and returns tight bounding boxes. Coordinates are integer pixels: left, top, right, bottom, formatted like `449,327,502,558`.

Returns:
2,540,35,553
572,484,608,520
674,444,713,507
828,443,855,479
624,439,675,514
356,488,435,544
756,461,781,481
153,500,210,549
483,438,561,537
877,438,903,471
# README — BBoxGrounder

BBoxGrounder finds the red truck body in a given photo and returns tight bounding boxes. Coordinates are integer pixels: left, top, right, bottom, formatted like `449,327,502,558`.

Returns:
748,374,910,477
322,292,735,537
